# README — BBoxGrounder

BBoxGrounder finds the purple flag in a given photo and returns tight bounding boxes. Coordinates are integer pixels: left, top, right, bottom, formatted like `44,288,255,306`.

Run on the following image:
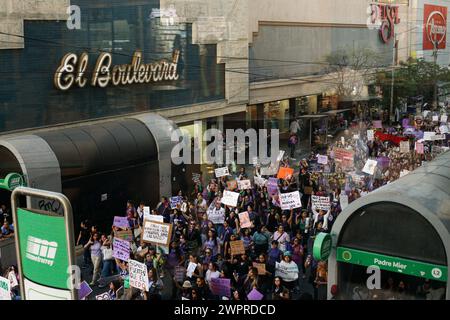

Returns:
78,281,93,300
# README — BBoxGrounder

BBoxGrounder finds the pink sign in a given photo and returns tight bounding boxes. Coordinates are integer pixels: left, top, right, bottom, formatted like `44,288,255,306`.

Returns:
238,211,252,228
415,142,424,154
373,120,382,129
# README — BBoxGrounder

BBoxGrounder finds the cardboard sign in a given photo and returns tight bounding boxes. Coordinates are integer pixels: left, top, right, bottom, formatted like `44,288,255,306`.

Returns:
275,262,299,282
221,190,240,207
143,220,173,247
252,262,266,275
311,195,330,211
247,288,264,300
207,208,225,224
277,167,294,180
399,141,410,153
317,155,328,165
210,277,231,297
237,179,252,190
113,216,129,229
95,292,111,300
372,120,382,129
340,194,349,210
78,281,93,300
113,237,130,261
415,142,424,154
0,276,11,300
226,180,238,190
238,211,252,228
254,176,267,187
267,177,279,195
362,159,378,175
279,191,302,210
129,259,149,291
114,230,133,242
230,240,246,256
170,196,182,209
174,266,186,283
215,167,229,178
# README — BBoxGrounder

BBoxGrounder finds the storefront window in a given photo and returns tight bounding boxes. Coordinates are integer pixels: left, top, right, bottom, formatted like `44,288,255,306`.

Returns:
264,100,290,133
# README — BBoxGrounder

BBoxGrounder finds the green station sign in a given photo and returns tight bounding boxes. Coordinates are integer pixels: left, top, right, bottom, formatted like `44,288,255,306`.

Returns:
16,208,70,289
337,247,447,282
0,173,26,191
313,232,332,261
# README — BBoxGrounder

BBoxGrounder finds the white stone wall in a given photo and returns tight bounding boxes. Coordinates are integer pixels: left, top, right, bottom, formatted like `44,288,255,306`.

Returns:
0,0,70,49
161,0,249,105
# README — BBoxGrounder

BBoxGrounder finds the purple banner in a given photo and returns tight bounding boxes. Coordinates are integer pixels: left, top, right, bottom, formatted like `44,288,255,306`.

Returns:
79,281,93,300
113,238,130,261
210,278,231,297
247,288,264,300
267,177,278,196
402,118,410,128
113,216,129,229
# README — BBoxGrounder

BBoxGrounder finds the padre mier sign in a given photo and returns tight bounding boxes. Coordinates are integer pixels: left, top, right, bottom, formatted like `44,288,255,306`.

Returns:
54,49,180,91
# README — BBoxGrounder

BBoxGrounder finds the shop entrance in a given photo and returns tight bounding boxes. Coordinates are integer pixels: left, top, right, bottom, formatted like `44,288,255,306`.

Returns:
0,146,24,223
338,262,447,300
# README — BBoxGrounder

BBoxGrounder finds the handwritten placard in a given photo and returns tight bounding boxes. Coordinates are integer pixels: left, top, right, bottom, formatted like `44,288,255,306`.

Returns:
279,191,302,210
113,216,129,229
277,167,294,180
143,220,172,247
238,211,252,228
237,179,252,190
113,237,130,261
129,259,149,291
230,240,246,256
221,190,240,207
215,167,229,178
252,262,266,275
311,195,330,211
210,278,231,297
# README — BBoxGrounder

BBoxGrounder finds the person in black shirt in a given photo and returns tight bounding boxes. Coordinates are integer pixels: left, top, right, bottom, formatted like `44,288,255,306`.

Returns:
77,220,91,268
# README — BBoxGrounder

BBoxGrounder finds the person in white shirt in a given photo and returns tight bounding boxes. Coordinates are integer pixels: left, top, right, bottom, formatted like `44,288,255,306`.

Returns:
205,262,220,284
272,225,290,252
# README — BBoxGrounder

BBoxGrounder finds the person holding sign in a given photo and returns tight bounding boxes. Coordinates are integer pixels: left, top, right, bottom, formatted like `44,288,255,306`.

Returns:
144,267,164,300
311,197,331,231
276,251,299,292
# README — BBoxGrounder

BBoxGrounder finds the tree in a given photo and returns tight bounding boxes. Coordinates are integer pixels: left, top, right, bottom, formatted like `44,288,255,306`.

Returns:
325,46,384,100
376,58,450,108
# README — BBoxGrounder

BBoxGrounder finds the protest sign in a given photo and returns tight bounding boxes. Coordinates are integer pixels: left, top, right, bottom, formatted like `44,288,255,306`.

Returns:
237,179,252,190
147,214,164,223
114,230,133,242
279,191,302,210
267,177,279,196
210,278,231,297
362,159,378,175
230,240,246,256
186,262,198,277
238,211,252,228
174,266,186,283
276,150,285,162
252,156,259,166
430,134,446,141
260,166,277,176
317,155,328,165
207,208,225,224
254,176,267,187
333,148,354,170
221,190,240,207
143,206,151,220
143,220,172,247
113,216,129,229
78,281,93,300
252,262,266,275
402,118,409,128
415,142,424,154
0,276,11,300
129,259,149,291
192,173,201,183
423,131,436,141
432,115,439,122
376,156,390,169
226,180,238,190
367,129,374,141
441,114,448,123
277,167,294,180
340,194,349,210
96,292,111,300
399,141,410,153
311,195,330,211
439,125,449,134
247,288,264,300
275,262,299,282
170,196,182,209
113,237,130,261
215,167,229,178
372,120,382,129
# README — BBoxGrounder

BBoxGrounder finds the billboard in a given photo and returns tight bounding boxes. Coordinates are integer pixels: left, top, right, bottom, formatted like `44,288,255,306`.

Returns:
423,4,447,50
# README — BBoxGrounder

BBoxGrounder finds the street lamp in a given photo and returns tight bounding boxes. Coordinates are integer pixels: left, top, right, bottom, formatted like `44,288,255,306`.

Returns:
389,34,397,125
432,39,439,109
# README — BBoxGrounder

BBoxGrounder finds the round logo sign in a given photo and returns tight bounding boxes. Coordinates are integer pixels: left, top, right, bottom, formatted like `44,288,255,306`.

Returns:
312,233,332,261
426,11,447,47
431,267,443,279
342,250,352,261
5,172,25,191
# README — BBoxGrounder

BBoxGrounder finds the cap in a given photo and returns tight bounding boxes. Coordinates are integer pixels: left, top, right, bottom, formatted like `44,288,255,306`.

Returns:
182,281,192,288
284,251,292,257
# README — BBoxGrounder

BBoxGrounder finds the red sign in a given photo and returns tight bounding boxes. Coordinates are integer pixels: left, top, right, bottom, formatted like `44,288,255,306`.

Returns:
423,4,447,50
333,148,354,170
369,3,401,44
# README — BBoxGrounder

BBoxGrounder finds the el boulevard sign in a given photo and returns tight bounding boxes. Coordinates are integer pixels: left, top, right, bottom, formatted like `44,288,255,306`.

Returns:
423,4,447,50
337,247,447,282
368,2,400,44
54,49,180,91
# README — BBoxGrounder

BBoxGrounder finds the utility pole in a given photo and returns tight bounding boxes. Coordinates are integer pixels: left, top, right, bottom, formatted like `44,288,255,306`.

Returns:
432,39,439,109
389,34,397,125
